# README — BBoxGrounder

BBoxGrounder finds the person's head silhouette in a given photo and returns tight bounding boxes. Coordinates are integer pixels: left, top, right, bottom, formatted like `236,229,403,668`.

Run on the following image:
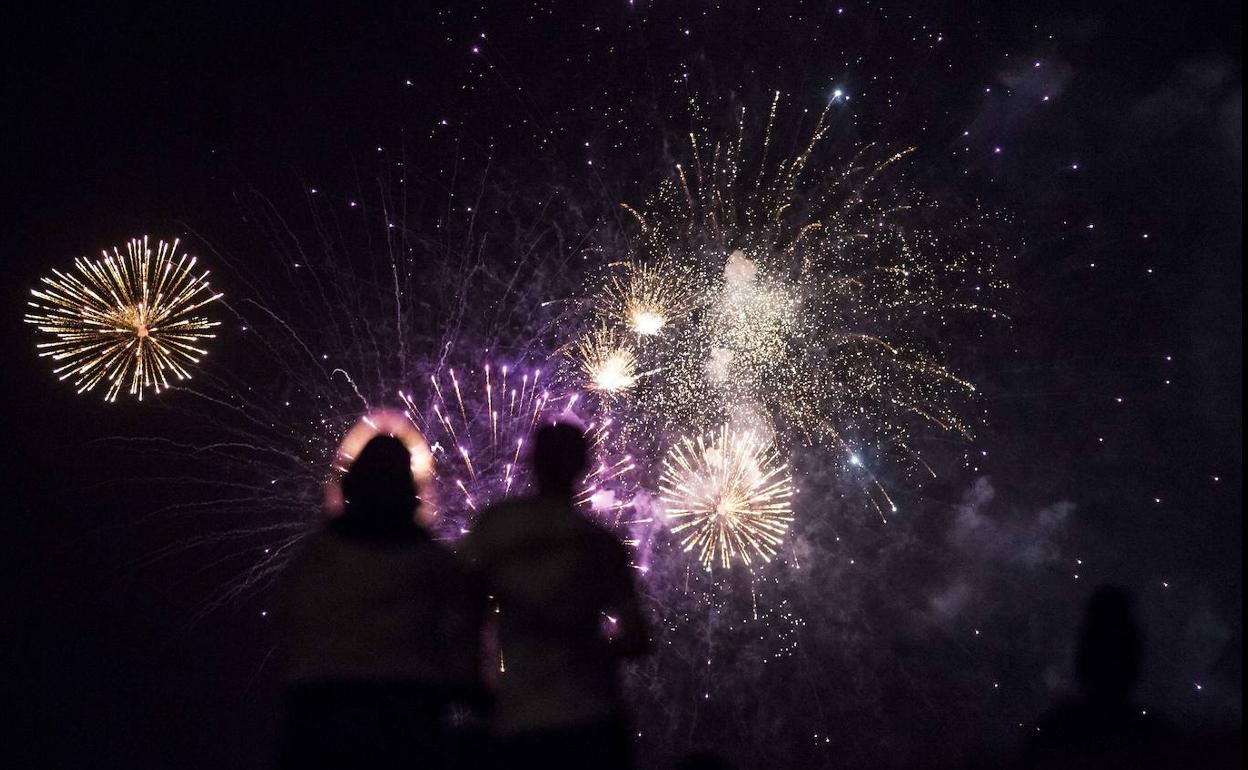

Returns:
1076,585,1141,705
532,422,588,498
334,434,420,539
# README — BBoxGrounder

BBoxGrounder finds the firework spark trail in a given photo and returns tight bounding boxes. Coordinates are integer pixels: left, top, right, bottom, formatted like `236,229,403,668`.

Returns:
24,236,222,401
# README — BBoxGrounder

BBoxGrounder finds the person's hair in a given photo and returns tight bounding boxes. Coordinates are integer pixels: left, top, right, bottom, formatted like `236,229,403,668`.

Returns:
332,434,420,540
532,422,588,495
1076,585,1141,702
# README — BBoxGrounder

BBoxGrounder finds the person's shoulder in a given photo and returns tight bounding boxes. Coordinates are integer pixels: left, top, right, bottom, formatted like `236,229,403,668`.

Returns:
575,513,628,554
461,498,530,555
304,522,443,556
409,528,454,558
472,497,531,529
278,524,341,580
289,524,336,558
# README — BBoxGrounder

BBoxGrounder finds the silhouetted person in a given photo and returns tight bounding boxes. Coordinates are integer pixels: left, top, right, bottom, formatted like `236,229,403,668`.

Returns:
1024,585,1179,769
277,435,483,769
462,422,650,770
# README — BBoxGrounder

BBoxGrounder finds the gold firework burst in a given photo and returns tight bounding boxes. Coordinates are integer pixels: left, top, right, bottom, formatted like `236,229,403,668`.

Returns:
24,236,223,401
575,326,641,394
660,425,794,570
602,261,696,337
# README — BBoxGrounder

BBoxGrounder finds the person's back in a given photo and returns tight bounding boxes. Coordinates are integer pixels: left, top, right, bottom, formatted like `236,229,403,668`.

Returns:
462,422,648,768
281,522,479,689
277,433,483,769
467,495,638,730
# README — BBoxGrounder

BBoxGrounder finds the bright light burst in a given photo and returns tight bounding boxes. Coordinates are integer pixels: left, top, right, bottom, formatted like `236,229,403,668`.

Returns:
602,260,696,337
24,236,222,401
576,326,642,394
660,425,794,570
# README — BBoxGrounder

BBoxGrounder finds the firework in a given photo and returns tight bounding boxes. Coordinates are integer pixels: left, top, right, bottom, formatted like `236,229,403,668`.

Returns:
400,361,638,536
586,96,1006,514
602,260,697,337
660,425,794,570
24,236,222,401
575,326,643,395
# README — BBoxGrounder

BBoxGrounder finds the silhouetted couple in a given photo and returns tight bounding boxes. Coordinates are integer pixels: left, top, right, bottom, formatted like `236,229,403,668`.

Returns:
276,422,649,769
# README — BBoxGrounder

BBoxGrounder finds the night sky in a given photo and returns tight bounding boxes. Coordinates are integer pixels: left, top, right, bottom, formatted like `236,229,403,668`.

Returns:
5,2,1241,768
